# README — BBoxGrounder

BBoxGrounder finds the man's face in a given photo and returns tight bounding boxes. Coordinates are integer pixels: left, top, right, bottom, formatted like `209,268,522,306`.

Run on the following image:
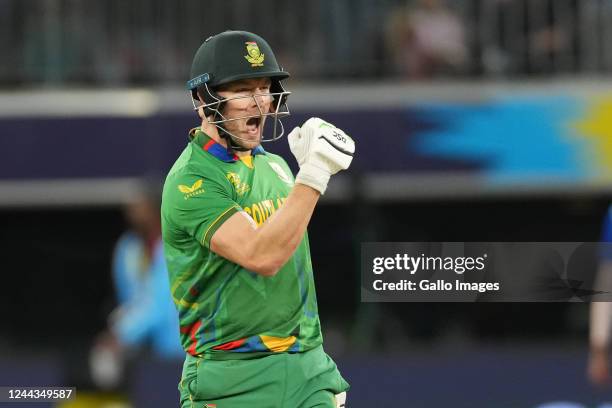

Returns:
216,77,273,150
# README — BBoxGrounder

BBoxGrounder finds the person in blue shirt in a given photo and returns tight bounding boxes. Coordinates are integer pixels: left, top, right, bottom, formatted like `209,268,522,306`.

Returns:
110,228,182,357
91,182,183,388
589,205,612,386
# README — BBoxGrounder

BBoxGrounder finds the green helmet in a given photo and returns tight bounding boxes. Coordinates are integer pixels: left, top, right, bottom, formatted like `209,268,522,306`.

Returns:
187,30,290,91
187,31,291,147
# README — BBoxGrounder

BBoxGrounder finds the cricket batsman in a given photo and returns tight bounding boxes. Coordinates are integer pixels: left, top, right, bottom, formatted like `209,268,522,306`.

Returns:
161,30,354,407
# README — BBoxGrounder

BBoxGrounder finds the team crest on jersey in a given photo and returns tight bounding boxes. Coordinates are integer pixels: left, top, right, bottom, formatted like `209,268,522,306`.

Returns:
268,162,293,185
244,42,264,67
178,179,205,199
226,172,250,195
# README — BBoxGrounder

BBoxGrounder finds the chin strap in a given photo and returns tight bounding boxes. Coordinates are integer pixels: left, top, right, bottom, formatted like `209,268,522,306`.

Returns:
220,130,250,152
210,111,250,153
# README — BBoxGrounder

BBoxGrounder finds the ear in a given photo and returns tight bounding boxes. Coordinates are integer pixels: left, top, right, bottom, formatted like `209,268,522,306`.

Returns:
196,94,207,120
197,108,206,120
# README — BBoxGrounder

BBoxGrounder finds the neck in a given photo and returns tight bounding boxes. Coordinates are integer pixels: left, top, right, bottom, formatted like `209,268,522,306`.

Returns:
234,149,251,158
201,117,225,146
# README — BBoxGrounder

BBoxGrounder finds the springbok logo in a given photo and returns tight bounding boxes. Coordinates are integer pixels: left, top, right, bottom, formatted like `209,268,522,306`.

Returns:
226,172,250,195
178,179,204,199
244,42,264,67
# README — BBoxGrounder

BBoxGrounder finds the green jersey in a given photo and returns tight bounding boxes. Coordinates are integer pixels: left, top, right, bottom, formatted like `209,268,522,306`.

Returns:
161,129,322,359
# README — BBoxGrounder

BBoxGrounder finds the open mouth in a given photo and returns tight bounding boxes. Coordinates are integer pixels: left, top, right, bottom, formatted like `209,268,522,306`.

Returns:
246,117,262,136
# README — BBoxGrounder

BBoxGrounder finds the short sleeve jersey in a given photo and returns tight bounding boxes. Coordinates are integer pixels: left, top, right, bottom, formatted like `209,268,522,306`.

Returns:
161,129,322,359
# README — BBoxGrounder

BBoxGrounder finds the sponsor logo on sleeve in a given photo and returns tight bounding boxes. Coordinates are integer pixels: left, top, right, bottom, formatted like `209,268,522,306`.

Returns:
178,179,205,199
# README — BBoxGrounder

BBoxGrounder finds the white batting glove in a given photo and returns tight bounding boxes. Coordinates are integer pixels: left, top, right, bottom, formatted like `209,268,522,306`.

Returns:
288,117,355,194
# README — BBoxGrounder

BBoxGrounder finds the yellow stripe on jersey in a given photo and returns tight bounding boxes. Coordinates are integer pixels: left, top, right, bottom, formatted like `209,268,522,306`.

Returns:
202,205,240,246
259,335,297,352
239,155,254,169
170,269,199,310
175,298,199,310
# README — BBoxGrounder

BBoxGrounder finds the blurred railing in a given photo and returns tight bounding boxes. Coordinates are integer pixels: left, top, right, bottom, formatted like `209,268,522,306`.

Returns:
2,0,612,87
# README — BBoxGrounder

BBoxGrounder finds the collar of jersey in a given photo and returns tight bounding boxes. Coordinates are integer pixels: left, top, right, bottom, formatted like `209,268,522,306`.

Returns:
189,128,266,162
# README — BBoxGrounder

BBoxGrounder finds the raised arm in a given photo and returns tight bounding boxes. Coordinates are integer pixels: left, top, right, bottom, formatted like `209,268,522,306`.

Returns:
211,184,319,276
589,208,612,386
211,118,355,276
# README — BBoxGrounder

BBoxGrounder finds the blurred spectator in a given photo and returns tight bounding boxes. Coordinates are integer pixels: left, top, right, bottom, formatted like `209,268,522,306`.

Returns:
526,0,573,75
529,26,568,69
589,205,612,387
7,0,612,84
385,0,468,78
90,181,183,389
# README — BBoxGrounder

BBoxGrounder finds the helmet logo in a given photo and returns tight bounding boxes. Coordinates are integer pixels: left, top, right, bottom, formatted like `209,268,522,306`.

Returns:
244,42,265,67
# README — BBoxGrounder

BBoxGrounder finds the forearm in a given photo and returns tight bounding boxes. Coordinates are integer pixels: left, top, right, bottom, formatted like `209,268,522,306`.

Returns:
210,118,354,276
592,302,612,350
250,183,320,274
591,262,612,349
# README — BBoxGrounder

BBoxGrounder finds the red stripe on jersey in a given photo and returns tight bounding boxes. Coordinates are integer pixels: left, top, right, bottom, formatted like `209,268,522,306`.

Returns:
180,321,196,334
187,321,202,356
213,338,246,350
203,140,216,151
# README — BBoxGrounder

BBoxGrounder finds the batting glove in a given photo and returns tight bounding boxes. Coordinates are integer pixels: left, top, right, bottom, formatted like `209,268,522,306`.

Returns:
288,117,355,194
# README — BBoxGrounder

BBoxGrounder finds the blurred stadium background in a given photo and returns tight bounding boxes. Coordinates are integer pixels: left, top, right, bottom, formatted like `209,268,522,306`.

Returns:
2,0,612,407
